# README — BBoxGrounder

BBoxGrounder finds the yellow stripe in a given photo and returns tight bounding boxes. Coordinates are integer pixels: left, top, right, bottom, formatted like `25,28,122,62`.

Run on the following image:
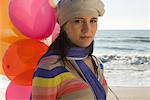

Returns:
32,72,76,87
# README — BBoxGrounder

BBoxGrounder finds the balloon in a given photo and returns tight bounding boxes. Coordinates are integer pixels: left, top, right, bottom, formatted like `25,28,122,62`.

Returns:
6,82,31,100
0,36,22,44
0,65,5,74
13,69,35,86
2,39,48,85
52,23,60,42
0,33,27,75
42,23,60,46
0,0,27,39
9,0,56,39
0,0,28,75
0,40,11,75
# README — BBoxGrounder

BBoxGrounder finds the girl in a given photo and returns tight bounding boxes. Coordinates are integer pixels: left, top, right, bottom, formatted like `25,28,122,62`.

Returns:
32,0,108,99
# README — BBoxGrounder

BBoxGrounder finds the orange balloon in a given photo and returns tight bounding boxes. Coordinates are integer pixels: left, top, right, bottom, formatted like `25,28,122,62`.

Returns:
0,36,21,44
0,66,4,74
2,39,48,85
13,69,35,86
0,35,28,75
0,0,28,75
0,40,10,74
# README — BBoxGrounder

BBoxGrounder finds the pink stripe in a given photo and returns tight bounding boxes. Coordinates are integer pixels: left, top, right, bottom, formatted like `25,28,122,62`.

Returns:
58,78,87,91
57,78,89,97
32,78,89,99
32,94,56,100
32,86,57,95
32,78,83,95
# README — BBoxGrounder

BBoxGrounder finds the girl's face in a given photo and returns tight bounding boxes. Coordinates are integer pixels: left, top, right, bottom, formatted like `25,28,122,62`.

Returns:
64,16,98,48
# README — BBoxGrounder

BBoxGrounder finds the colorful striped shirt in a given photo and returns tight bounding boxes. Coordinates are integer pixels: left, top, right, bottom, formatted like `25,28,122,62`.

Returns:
32,55,108,100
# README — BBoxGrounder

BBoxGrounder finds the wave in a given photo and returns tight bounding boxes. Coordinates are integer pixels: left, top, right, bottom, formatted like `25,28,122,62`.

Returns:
101,47,142,51
94,46,149,52
132,36,150,40
95,38,150,43
95,54,150,65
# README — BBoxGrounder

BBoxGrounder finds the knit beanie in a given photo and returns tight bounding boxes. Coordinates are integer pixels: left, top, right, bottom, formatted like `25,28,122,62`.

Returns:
56,0,105,26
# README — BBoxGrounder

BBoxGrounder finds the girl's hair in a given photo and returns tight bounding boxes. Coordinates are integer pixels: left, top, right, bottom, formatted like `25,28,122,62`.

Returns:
47,26,94,60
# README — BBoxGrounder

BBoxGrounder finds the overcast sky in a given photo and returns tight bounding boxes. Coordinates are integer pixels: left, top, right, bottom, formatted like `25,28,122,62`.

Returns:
98,0,150,30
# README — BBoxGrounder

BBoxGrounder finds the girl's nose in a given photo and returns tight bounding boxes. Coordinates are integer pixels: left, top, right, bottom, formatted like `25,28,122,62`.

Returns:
81,22,91,34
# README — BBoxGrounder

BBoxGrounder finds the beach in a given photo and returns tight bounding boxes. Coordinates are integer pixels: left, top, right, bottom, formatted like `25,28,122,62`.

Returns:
1,63,150,100
0,89,6,100
107,87,150,100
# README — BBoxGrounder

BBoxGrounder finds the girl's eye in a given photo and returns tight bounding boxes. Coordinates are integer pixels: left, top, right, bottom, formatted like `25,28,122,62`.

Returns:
74,20,83,23
90,20,97,23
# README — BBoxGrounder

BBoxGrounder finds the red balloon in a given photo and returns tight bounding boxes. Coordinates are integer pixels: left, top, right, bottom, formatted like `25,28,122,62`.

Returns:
6,82,31,100
3,39,48,85
13,69,35,85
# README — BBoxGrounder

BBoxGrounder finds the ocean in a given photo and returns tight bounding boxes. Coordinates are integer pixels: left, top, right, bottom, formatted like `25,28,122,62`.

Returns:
0,30,150,89
94,30,150,87
94,30,150,55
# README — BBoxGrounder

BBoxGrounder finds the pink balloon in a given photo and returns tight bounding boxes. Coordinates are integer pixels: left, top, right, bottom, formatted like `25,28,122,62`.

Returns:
9,0,56,40
41,23,60,46
52,23,60,42
6,82,31,100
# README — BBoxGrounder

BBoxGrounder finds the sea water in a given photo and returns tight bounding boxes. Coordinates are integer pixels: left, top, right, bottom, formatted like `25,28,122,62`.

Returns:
0,30,150,88
94,30,150,87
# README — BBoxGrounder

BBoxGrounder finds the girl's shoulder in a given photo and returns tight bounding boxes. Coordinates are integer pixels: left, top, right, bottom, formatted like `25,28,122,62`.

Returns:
32,55,76,86
33,55,69,79
36,55,63,70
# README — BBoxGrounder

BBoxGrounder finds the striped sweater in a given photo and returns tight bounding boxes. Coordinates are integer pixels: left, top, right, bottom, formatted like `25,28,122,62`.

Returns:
32,55,108,100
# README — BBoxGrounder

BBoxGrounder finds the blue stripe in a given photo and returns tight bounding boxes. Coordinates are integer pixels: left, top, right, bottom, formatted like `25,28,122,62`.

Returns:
66,47,89,58
33,66,69,78
76,60,106,100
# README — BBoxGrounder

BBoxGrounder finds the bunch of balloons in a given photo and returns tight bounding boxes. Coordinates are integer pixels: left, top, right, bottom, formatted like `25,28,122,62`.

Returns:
0,0,60,99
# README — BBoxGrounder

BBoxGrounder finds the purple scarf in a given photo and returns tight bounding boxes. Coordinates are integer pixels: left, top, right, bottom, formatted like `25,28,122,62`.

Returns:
43,46,106,100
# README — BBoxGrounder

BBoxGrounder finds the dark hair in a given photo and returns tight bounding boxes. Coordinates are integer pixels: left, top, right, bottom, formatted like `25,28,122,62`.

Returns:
44,26,94,61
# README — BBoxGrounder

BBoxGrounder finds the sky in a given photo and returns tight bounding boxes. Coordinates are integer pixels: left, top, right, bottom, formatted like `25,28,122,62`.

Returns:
98,0,150,30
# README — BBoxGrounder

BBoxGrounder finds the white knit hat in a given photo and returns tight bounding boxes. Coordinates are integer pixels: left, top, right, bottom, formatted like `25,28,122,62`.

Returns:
56,0,105,26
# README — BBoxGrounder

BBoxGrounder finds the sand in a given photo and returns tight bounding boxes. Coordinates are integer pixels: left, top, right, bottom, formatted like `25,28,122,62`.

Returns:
0,87,150,100
0,89,5,100
107,87,150,100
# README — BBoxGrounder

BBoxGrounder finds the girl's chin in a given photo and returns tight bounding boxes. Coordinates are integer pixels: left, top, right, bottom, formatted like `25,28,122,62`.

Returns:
76,42,92,48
